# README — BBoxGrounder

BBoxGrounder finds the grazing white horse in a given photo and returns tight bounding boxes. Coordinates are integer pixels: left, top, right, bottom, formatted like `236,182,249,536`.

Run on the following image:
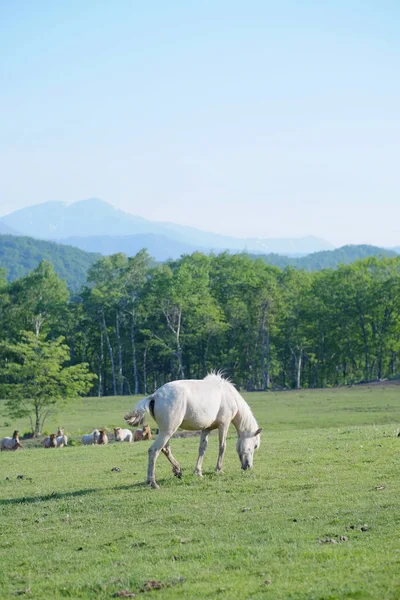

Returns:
56,427,68,447
1,430,23,451
125,373,262,489
82,429,100,445
114,427,133,443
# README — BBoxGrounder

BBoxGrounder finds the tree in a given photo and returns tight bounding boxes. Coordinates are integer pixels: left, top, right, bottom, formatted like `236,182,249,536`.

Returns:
124,250,152,394
0,332,96,436
7,260,69,338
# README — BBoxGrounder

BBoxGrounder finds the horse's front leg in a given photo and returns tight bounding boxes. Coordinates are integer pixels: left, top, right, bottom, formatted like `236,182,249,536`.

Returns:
216,424,229,473
147,432,172,489
194,429,210,476
161,442,182,478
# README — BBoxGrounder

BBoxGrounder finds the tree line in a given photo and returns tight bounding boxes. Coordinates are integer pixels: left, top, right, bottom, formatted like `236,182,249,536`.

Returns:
1,251,400,407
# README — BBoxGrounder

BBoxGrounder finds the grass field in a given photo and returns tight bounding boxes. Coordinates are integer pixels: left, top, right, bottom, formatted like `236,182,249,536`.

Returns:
1,384,400,599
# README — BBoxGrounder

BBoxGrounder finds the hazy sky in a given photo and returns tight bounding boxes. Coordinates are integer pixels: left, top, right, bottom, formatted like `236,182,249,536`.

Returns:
1,1,399,246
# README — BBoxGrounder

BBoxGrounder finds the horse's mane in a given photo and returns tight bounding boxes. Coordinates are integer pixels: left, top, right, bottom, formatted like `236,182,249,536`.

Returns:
203,372,258,433
203,370,230,383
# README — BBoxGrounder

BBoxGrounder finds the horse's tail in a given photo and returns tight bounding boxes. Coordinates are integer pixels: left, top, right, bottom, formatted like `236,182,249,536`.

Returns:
124,394,154,426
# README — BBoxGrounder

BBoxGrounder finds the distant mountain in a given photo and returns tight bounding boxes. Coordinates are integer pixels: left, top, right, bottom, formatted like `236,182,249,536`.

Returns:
60,233,206,262
0,198,333,256
0,235,100,290
0,221,20,235
252,245,398,271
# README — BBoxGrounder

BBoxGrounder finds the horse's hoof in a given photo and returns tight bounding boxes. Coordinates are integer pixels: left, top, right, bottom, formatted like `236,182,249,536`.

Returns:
193,470,203,477
215,469,224,474
146,479,160,490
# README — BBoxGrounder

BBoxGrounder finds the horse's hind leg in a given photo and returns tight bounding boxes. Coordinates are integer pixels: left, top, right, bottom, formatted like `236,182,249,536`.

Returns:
194,429,210,476
161,443,182,478
147,432,172,489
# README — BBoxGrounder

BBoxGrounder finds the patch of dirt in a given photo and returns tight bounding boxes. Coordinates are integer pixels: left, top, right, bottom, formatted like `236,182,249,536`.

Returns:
141,581,164,592
140,578,185,593
318,536,348,544
14,588,31,596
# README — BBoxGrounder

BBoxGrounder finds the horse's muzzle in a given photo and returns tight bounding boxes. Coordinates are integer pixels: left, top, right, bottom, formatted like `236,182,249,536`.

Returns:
241,462,251,471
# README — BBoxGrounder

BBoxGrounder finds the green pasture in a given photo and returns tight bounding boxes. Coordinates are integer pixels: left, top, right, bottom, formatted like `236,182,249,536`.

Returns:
1,385,399,599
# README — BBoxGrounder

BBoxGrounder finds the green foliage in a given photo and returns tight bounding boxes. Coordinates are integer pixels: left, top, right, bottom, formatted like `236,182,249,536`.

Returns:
251,244,397,270
0,332,96,435
7,260,69,337
0,234,100,290
1,249,400,394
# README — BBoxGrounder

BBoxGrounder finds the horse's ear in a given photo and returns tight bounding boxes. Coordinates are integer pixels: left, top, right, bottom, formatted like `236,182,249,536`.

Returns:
254,428,263,436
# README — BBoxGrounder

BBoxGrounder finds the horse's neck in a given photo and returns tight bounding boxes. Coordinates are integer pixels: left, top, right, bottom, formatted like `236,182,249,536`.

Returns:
232,394,258,435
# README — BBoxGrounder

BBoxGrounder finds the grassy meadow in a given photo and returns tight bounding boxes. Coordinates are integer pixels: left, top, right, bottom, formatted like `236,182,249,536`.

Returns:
1,384,400,599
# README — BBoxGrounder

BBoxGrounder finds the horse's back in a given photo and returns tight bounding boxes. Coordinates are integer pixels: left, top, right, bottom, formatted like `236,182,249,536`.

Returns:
154,379,237,431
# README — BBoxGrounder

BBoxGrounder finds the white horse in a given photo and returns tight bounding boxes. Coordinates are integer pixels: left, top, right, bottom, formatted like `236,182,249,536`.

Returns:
56,427,68,447
114,427,133,443
82,429,100,445
1,430,23,451
124,373,262,489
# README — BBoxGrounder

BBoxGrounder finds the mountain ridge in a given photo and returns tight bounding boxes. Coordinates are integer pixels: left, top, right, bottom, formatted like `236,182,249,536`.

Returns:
0,198,333,256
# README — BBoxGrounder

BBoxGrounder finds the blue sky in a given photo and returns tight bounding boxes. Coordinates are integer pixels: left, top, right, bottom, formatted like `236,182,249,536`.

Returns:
0,1,399,246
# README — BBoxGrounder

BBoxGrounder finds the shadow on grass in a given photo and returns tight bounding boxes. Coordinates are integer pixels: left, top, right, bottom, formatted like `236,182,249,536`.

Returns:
0,487,101,506
0,478,177,505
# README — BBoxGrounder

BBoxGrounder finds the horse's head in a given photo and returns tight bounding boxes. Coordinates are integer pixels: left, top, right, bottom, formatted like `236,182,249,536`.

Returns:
142,425,151,439
236,428,262,470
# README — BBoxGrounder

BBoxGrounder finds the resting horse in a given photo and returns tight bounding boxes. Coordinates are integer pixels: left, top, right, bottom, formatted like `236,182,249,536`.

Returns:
125,373,262,489
1,430,23,451
56,427,68,447
114,427,133,443
43,433,57,448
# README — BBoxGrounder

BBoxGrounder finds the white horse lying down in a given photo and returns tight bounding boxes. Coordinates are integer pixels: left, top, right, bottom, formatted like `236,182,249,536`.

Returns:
82,429,100,445
114,427,133,443
1,430,23,451
56,427,68,447
125,373,262,489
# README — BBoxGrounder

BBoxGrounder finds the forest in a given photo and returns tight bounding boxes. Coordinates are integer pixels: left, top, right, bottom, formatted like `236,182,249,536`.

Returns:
1,249,400,397
0,234,99,289
0,233,397,289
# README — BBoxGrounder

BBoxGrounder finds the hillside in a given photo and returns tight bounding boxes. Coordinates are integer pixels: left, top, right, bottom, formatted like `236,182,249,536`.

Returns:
252,244,398,270
0,198,333,256
0,235,100,290
1,233,397,291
